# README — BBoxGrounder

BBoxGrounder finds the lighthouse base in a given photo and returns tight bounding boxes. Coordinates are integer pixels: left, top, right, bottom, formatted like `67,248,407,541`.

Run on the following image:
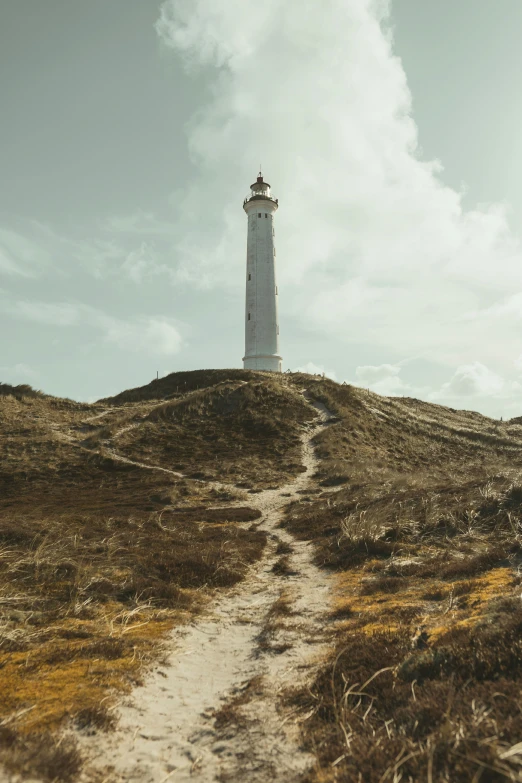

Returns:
243,354,282,373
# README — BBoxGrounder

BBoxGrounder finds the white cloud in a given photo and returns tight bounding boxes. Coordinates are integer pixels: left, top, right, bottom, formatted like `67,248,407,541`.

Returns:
104,211,175,237
354,363,415,396
514,353,522,373
120,243,165,284
0,363,38,383
355,361,507,403
0,228,50,277
0,222,128,281
356,363,400,384
102,213,178,284
105,317,183,355
0,218,178,286
0,248,27,277
12,300,82,326
294,361,337,380
154,0,522,404
4,297,183,357
432,362,504,399
2,0,521,414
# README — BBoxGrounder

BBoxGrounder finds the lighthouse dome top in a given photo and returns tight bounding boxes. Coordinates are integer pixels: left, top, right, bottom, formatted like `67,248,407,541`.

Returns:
244,171,278,207
251,172,271,190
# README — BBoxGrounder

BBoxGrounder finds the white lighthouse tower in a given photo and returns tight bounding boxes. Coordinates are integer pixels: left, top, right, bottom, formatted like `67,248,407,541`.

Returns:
242,172,282,372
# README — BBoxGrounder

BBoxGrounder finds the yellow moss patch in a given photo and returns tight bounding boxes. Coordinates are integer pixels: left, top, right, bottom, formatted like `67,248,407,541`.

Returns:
334,568,363,597
467,565,514,601
333,565,516,643
428,566,515,642
354,621,402,636
0,606,188,735
2,657,132,734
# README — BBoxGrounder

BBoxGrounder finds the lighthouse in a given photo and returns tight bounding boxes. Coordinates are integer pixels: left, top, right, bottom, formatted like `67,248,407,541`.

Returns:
242,172,282,372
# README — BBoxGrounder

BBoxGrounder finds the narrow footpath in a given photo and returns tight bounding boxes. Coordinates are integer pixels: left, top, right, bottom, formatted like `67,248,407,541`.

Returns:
80,397,336,783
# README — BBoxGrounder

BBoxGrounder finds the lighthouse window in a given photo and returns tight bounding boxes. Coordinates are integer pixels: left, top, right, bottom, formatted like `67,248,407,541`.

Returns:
276,286,278,294
248,313,251,320
265,213,267,218
248,274,251,280
258,213,261,218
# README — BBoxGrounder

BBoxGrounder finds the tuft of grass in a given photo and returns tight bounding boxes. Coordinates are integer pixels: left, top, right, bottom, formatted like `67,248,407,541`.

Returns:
319,473,350,487
74,704,117,732
212,675,264,731
0,731,82,783
359,576,405,595
268,589,296,618
271,556,295,576
275,540,294,555
0,382,46,399
255,589,295,656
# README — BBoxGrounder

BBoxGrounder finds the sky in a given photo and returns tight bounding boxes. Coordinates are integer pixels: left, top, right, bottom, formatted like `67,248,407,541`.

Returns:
2,0,522,416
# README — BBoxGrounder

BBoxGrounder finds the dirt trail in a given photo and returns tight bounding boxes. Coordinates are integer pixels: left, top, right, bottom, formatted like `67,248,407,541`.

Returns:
102,448,185,479
80,397,336,783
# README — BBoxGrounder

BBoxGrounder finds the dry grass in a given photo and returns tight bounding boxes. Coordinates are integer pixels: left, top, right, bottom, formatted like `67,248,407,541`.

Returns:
281,378,522,782
0,505,267,778
255,588,296,656
0,730,82,783
96,377,314,488
0,382,46,399
275,539,294,555
0,371,312,779
98,368,262,404
212,675,264,731
271,555,295,576
7,372,522,780
295,377,522,487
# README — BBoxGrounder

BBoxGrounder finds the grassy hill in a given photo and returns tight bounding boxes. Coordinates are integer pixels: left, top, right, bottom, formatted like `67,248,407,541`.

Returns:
0,371,312,779
283,378,522,783
1,370,522,781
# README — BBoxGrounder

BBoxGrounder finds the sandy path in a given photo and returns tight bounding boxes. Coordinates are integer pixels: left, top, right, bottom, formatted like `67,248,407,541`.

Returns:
80,398,335,783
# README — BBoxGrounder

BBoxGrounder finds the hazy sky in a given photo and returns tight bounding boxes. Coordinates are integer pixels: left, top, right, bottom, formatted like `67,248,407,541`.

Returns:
2,0,522,416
